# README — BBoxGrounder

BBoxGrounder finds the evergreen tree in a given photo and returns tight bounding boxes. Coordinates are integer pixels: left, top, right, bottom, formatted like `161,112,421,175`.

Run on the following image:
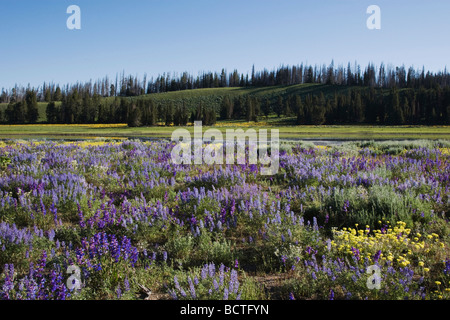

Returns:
46,102,59,124
220,95,233,120
44,89,52,102
165,102,174,126
127,103,142,127
97,101,107,124
296,96,305,125
253,97,260,121
284,99,292,117
388,88,404,124
5,101,17,123
53,87,62,101
118,98,129,123
353,91,364,123
25,90,39,123
195,101,203,121
308,94,325,125
208,109,217,125
245,96,254,122
274,95,283,117
233,97,243,119
402,97,410,124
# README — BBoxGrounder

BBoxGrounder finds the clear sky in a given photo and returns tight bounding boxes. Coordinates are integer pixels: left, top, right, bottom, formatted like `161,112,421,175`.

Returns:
1,0,449,89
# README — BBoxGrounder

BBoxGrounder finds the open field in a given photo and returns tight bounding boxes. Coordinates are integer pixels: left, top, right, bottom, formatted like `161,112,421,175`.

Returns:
0,138,450,300
0,123,449,140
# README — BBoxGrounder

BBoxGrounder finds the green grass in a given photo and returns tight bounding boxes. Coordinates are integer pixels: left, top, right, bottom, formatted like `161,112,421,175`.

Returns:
108,83,349,102
0,123,449,140
0,84,448,140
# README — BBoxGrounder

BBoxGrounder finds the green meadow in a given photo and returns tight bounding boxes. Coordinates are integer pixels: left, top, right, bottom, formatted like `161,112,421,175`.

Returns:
0,123,449,140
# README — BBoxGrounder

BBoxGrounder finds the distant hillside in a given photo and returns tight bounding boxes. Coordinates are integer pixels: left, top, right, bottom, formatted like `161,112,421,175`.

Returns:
123,83,362,115
1,84,449,126
2,84,358,123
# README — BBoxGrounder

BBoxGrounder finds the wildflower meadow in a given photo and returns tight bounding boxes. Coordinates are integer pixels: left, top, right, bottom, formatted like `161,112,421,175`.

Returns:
0,139,449,300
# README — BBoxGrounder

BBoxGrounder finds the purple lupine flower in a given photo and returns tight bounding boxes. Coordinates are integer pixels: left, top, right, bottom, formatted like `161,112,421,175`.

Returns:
188,277,196,299
201,265,208,280
213,279,219,291
444,258,450,276
174,276,181,291
124,277,130,292
351,247,361,261
373,250,382,263
77,203,86,228
169,289,178,300
223,287,229,300
329,289,335,300
218,265,225,287
342,200,350,213
209,263,216,278
230,269,239,294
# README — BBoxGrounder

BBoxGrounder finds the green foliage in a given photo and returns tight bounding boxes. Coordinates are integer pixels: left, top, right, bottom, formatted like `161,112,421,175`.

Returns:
0,156,11,168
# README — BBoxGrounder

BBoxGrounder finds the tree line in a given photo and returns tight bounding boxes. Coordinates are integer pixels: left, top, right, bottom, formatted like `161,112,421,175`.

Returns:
2,62,450,103
1,62,449,126
41,91,217,127
218,87,450,125
2,85,445,126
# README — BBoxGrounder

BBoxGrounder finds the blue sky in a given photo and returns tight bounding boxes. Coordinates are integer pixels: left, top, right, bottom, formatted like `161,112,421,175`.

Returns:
1,0,449,89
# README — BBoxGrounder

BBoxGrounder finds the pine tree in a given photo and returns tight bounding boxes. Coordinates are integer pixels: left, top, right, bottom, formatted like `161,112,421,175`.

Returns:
309,95,325,125
296,96,305,124
402,97,410,124
17,101,26,123
253,97,260,121
173,106,181,126
353,91,364,123
284,99,292,117
208,109,216,125
389,89,404,124
245,96,254,122
127,103,142,127
25,90,39,123
46,102,58,124
222,96,234,119
5,101,16,123
165,102,174,126
44,89,52,102
262,98,271,119
233,97,243,119
195,101,203,121
274,95,283,117
97,101,107,124
220,96,233,120
53,87,62,101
